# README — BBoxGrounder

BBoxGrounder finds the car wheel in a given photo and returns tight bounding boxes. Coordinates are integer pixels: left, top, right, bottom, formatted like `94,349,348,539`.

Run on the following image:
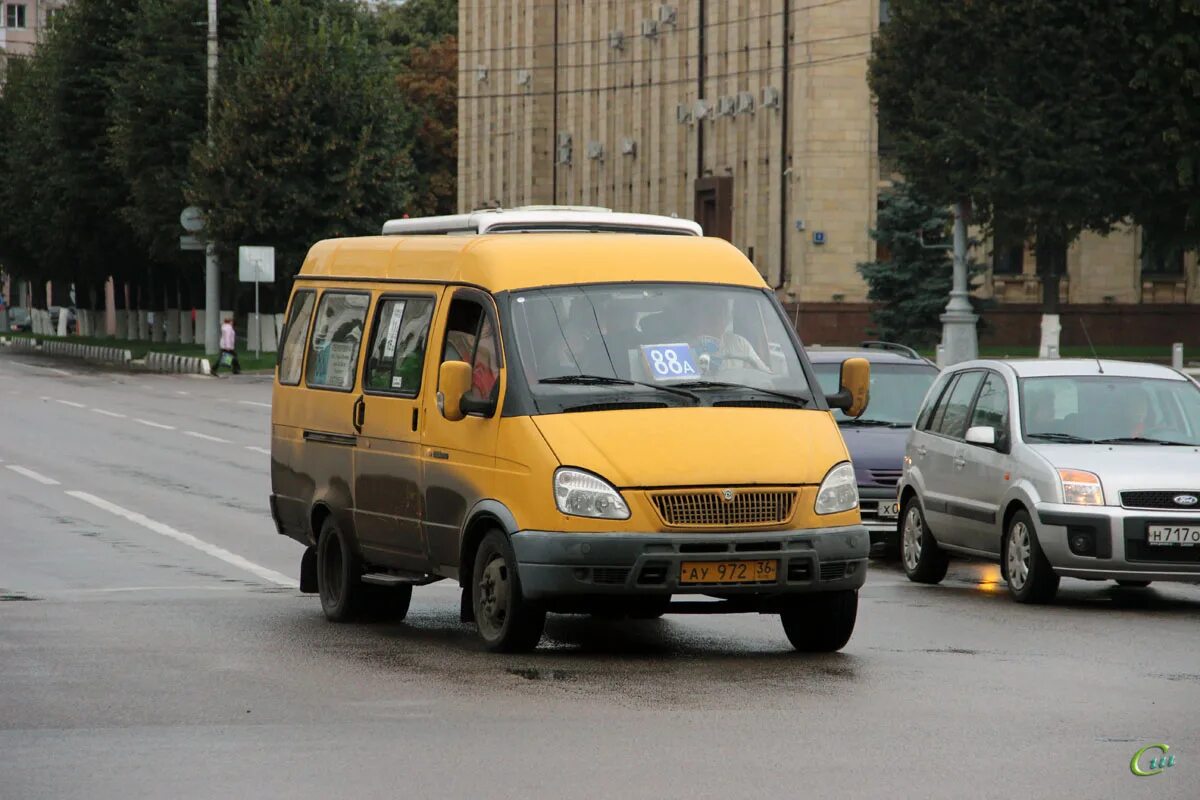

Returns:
780,590,858,653
629,595,672,619
900,497,949,584
1116,580,1151,588
1003,510,1059,603
472,530,546,652
363,584,413,622
317,517,366,622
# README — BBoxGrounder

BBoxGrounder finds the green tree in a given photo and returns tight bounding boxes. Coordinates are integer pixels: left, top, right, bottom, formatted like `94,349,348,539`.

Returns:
189,0,416,289
869,0,1143,311
857,184,985,349
394,34,457,215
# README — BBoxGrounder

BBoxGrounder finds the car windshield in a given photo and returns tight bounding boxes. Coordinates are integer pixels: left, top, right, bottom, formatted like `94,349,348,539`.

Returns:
508,283,812,408
813,361,938,425
1021,375,1200,445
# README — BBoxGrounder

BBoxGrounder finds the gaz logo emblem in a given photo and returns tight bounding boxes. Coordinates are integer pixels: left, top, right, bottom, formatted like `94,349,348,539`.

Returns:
722,489,735,502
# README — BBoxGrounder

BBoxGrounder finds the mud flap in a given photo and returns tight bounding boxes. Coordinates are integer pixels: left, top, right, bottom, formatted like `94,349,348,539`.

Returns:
460,585,474,623
299,546,318,593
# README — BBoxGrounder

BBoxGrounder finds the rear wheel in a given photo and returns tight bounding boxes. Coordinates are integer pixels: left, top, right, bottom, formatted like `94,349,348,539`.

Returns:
472,530,545,652
780,590,858,652
317,517,366,622
1116,580,1152,588
1004,510,1059,603
901,498,949,584
363,584,413,621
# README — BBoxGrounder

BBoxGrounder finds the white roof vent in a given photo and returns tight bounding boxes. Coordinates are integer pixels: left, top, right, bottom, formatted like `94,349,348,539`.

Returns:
382,206,703,237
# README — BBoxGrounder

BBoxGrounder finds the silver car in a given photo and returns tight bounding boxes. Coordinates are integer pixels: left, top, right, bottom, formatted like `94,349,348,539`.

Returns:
897,359,1200,602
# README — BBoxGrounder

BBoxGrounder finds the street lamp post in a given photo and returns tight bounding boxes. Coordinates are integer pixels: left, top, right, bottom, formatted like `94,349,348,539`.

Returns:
203,0,220,357
939,201,979,366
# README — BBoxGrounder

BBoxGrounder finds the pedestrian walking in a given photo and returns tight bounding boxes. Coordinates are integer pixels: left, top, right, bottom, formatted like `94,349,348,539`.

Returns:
213,316,241,376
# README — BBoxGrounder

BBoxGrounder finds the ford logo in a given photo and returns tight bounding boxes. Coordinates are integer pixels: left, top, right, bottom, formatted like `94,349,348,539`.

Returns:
1174,494,1199,506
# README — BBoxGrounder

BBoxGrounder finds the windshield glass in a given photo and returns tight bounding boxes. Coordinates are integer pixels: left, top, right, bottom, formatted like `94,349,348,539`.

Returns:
813,361,938,425
1021,375,1200,445
508,284,811,406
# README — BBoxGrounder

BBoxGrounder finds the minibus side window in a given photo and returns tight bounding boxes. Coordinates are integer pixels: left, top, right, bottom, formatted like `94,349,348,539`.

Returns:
278,290,316,386
363,297,435,397
440,295,502,402
306,292,370,391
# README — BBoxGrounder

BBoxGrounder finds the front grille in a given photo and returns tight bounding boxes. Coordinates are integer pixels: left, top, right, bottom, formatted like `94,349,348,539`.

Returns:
650,488,797,528
1121,491,1200,511
869,469,903,487
592,567,630,585
820,560,848,581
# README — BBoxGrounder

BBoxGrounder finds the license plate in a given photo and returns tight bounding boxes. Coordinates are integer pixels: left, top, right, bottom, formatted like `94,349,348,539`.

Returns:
877,501,900,519
1147,525,1200,546
679,559,778,585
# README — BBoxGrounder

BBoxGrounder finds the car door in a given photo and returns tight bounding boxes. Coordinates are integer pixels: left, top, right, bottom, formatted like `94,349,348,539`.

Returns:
921,370,985,547
353,290,441,569
420,289,504,577
955,371,1014,554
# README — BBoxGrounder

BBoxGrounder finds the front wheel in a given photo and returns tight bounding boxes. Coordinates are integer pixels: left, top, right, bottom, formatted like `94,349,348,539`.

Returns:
780,590,858,652
1004,510,1059,603
901,498,949,584
472,530,546,652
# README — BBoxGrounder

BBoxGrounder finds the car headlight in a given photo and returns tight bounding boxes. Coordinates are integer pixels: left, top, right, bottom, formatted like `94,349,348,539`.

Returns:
554,468,631,519
815,461,859,515
1058,468,1104,506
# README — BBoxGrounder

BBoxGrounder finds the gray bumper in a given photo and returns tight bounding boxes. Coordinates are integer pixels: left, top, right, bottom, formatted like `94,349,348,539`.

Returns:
1037,504,1200,582
859,487,900,551
510,525,869,599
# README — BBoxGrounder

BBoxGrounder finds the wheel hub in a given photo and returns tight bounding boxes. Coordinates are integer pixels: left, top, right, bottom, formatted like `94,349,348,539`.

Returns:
477,556,510,636
902,506,922,571
1008,522,1031,590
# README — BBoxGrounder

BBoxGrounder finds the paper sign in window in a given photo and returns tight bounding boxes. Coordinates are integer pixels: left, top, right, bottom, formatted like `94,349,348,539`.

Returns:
640,343,699,381
382,301,406,358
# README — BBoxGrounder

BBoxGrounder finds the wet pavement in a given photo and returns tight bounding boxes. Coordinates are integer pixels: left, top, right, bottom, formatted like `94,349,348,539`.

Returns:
1,351,1198,799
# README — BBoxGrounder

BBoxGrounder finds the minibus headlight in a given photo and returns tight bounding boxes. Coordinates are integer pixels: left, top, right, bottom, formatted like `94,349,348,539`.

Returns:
554,468,631,520
1058,468,1104,506
815,462,859,515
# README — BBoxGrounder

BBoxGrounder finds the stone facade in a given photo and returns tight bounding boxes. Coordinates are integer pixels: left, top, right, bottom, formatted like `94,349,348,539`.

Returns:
459,1,1197,337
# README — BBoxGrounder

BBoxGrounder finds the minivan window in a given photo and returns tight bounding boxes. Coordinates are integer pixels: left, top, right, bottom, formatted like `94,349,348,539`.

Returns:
306,292,370,391
916,371,953,430
509,283,810,409
933,370,984,439
813,362,938,425
364,297,434,396
278,290,316,386
1022,375,1200,445
969,372,1010,448
441,295,501,401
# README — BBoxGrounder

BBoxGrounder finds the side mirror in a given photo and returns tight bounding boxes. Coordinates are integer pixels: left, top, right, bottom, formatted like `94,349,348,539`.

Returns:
965,425,997,446
437,360,472,421
827,357,870,418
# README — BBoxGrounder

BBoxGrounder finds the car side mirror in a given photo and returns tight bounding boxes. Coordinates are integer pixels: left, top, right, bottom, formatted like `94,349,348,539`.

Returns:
965,425,997,446
437,360,472,421
827,357,870,418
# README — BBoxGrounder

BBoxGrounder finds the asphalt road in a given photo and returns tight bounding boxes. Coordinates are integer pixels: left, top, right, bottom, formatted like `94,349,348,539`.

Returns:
1,351,1198,800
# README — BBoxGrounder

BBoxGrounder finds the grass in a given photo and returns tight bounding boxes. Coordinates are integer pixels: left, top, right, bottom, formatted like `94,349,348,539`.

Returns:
4,330,278,372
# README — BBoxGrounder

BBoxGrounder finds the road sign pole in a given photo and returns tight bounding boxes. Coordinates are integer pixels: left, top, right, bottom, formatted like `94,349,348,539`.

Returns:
255,275,261,360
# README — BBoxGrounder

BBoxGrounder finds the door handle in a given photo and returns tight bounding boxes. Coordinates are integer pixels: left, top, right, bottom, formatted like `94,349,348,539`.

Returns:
352,396,365,433
954,456,966,469
916,445,927,457
430,450,450,460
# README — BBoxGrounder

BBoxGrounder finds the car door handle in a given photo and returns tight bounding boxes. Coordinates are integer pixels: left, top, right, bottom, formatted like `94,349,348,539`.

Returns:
916,446,927,457
954,457,966,468
352,397,365,434
430,450,450,460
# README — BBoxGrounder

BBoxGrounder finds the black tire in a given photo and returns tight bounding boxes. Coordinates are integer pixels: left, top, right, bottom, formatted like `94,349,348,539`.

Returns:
780,590,858,653
900,497,949,584
472,530,545,652
1116,580,1152,588
317,517,366,622
1003,510,1059,604
629,595,672,619
363,584,413,622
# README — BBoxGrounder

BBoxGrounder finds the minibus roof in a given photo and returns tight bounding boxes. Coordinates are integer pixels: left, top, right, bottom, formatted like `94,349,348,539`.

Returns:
297,233,767,293
381,207,703,237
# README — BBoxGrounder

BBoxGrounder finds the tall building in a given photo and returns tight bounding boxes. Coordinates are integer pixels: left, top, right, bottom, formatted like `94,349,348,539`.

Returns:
1,0,68,69
458,0,1197,346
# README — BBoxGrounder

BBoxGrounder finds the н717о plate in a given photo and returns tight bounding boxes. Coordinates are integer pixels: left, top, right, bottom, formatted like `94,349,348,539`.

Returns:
679,559,778,585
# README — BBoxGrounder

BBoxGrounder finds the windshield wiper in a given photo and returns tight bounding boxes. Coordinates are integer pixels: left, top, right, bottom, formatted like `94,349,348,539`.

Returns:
1092,436,1195,446
1026,432,1094,443
672,380,810,406
839,419,910,428
539,374,698,402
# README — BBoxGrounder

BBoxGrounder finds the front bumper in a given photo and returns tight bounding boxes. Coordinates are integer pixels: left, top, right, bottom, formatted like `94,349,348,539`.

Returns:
859,487,900,554
510,525,869,599
1037,504,1200,582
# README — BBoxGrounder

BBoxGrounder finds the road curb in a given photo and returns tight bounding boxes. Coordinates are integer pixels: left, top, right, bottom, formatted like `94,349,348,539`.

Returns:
0,336,133,365
144,351,212,375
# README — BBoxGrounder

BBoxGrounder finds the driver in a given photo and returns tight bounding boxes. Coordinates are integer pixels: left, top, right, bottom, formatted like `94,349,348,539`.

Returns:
1124,390,1151,438
685,295,770,374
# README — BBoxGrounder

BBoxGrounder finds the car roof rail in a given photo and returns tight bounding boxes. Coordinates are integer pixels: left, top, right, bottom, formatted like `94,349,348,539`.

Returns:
859,340,923,360
382,206,703,237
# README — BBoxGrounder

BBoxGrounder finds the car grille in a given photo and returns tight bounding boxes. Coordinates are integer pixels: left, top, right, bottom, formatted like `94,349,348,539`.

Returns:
1121,491,1200,511
868,469,903,487
650,489,797,529
820,561,848,581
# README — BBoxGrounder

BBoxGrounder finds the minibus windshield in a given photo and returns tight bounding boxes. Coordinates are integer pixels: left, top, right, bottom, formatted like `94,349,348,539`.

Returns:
509,284,812,407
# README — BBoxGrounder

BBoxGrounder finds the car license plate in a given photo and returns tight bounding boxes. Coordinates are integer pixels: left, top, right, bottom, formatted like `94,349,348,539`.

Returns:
1146,525,1200,546
679,559,778,585
877,501,900,519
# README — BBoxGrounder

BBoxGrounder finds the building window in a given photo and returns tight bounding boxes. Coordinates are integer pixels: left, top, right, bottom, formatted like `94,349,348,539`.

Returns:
880,0,891,25
6,3,28,28
1141,230,1185,276
992,219,1025,275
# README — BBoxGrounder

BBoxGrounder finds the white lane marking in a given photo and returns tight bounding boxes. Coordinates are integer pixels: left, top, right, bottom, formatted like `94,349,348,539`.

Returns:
176,391,190,396
238,400,272,409
245,446,272,455
48,368,74,377
56,399,86,408
183,430,231,444
66,491,298,587
133,418,175,430
92,408,126,418
6,465,61,485
58,585,253,595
